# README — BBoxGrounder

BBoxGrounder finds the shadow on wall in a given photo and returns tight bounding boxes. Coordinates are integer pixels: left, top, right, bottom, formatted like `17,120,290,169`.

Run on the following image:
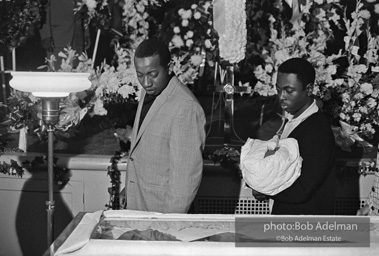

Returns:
16,170,73,256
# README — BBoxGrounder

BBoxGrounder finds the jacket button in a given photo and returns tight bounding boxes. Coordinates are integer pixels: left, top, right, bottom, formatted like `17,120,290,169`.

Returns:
373,187,376,192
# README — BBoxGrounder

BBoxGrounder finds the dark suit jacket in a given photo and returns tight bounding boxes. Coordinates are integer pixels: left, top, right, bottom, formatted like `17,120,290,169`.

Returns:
271,110,336,215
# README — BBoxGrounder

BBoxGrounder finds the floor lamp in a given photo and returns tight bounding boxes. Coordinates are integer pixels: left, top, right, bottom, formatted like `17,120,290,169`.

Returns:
9,72,91,251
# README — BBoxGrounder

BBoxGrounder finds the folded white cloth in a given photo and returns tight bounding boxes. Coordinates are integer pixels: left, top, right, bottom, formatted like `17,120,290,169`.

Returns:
240,136,302,196
55,210,103,255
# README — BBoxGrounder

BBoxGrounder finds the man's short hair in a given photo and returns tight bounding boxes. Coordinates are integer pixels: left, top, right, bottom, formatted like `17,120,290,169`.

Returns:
278,58,315,88
134,38,171,67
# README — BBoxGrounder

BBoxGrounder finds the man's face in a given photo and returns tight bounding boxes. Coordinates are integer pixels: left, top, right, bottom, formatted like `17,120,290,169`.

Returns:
134,54,170,96
276,72,311,118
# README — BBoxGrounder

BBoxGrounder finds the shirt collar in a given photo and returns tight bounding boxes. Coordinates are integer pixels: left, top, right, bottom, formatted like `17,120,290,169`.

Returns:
285,100,319,123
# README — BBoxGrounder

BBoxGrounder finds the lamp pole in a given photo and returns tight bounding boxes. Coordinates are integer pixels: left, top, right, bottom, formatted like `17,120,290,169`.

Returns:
41,97,61,249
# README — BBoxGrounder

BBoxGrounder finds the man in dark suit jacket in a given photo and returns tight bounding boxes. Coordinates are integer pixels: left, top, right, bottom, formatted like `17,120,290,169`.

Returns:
39,0,89,68
255,57,336,215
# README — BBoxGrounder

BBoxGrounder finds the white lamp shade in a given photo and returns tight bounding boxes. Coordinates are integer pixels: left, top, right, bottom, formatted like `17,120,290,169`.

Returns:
9,71,92,97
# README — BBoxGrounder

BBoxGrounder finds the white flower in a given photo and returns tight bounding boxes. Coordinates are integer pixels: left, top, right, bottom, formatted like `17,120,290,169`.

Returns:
186,30,194,38
360,83,373,95
173,26,180,34
353,112,361,122
178,8,185,15
367,98,377,108
136,3,145,13
254,81,276,96
326,65,337,75
329,8,340,24
353,92,363,100
181,10,192,19
359,10,371,19
194,12,201,20
204,39,212,48
341,92,350,102
185,39,194,48
203,1,211,12
375,4,379,14
171,35,184,48
118,84,135,98
274,50,289,65
84,0,97,10
265,64,273,73
359,106,368,114
351,45,360,57
181,19,189,27
191,4,197,9
315,8,326,20
283,37,296,47
190,54,202,66
314,0,324,5
93,98,107,116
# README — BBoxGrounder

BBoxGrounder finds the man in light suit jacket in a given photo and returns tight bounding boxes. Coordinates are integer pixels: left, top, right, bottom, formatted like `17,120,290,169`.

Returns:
124,38,206,213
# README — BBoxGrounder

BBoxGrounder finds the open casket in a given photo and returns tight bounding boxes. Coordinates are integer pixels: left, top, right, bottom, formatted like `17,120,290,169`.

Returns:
47,210,379,256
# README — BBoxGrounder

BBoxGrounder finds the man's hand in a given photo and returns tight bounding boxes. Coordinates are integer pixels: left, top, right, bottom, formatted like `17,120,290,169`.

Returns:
356,205,370,216
252,189,270,201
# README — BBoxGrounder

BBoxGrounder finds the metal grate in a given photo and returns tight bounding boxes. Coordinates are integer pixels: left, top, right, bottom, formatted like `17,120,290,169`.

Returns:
193,197,270,214
193,197,367,215
334,198,366,215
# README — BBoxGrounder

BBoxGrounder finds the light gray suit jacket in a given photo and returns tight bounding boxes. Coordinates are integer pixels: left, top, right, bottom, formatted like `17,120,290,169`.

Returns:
125,76,206,213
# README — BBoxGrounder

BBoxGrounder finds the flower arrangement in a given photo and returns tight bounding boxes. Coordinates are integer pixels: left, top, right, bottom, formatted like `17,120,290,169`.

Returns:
213,0,247,64
75,0,167,48
73,0,275,87
253,0,343,97
335,0,379,139
161,0,218,84
0,0,42,54
171,52,203,85
90,45,141,116
74,0,108,28
6,44,140,135
121,0,167,47
252,0,379,150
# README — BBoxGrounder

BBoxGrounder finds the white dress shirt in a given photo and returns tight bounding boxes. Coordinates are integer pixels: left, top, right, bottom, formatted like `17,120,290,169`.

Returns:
280,100,319,139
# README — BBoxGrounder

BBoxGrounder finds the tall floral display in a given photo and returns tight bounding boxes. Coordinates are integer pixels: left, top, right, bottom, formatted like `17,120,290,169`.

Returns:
336,0,379,143
213,0,247,64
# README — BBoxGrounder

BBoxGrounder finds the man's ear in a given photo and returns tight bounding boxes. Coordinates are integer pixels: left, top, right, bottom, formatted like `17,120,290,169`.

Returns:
306,83,314,96
168,61,173,75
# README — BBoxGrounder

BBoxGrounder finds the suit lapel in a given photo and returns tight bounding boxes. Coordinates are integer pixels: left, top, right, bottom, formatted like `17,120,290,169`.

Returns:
130,90,145,151
129,76,179,156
